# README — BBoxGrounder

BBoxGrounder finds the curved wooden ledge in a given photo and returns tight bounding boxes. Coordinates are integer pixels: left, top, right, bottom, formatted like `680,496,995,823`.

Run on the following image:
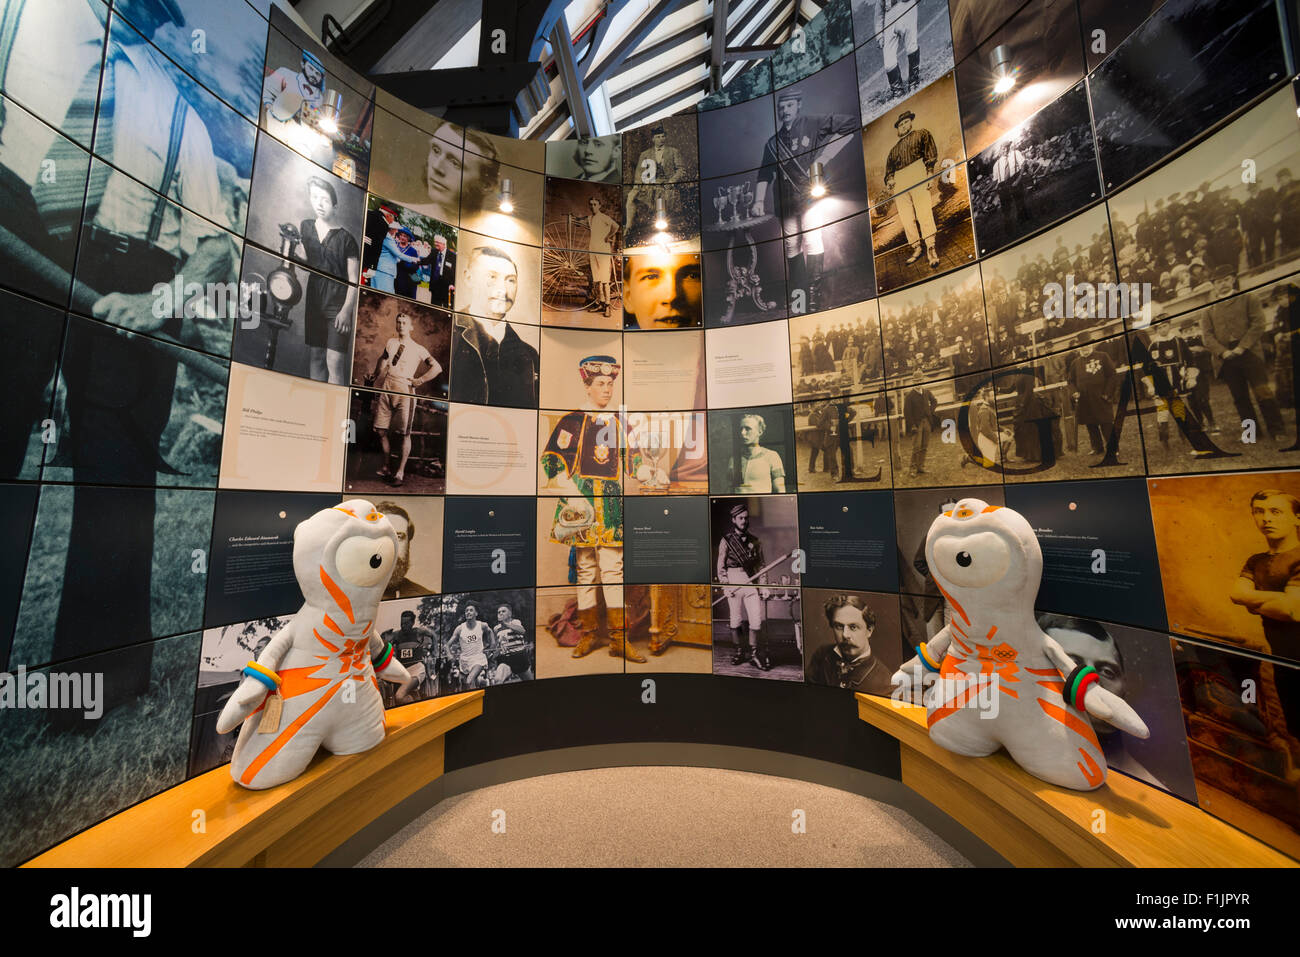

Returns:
24,691,484,868
858,694,1297,868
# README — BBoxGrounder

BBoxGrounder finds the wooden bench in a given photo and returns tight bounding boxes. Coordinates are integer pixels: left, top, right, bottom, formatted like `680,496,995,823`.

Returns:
858,694,1298,868
24,691,483,868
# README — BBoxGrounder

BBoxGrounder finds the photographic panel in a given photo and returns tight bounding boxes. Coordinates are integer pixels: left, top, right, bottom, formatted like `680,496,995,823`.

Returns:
438,588,537,688
1169,637,1300,858
0,289,64,481
234,245,354,385
622,114,699,186
622,328,706,411
981,203,1120,367
624,497,712,584
465,127,544,175
45,315,228,488
1130,277,1300,475
115,0,268,122
702,238,788,328
953,0,1086,160
460,162,543,248
994,333,1145,484
968,82,1100,257
871,162,975,294
862,71,964,207
705,319,794,409
794,392,893,491
777,133,870,229
374,495,444,599
702,166,784,251
710,494,802,587
538,327,624,410
622,584,715,674
350,289,449,398
789,302,886,400
371,596,443,707
712,60,773,108
544,177,623,253
448,314,540,409
541,248,624,329
787,208,877,311
711,585,803,681
545,134,623,184
537,408,624,498
12,485,212,666
441,496,536,592
369,107,462,225
1077,0,1168,71
947,0,1030,63
343,388,447,495
798,488,899,590
622,181,701,253
536,494,622,588
219,364,349,493
1004,476,1165,630
245,135,365,283
625,410,709,495
1108,88,1300,322
375,86,463,148
708,404,798,496
0,631,199,868
770,0,855,89
203,490,339,627
699,95,778,179
0,483,39,668
894,484,1006,609
1090,0,1286,193
446,403,538,496
534,584,624,677
1149,470,1300,659
260,22,373,185
855,0,955,127
1038,613,1197,802
885,373,1005,488
623,252,703,330
803,587,904,696
772,52,859,132
453,231,541,325
879,262,989,383
360,195,458,309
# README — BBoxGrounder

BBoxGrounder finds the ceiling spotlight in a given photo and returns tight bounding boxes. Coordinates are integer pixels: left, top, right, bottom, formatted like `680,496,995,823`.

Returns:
317,89,343,133
990,45,1016,95
809,161,827,198
653,196,668,231
499,177,515,213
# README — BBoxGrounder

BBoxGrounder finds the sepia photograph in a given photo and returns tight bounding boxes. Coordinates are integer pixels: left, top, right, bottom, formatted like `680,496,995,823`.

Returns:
861,70,965,207
855,0,955,127
802,588,903,695
621,584,715,674
871,162,975,293
368,106,464,225
702,166,784,251
361,195,457,308
625,411,709,494
449,312,540,409
879,262,989,383
794,392,892,490
466,127,545,174
535,584,626,677
789,302,886,400
708,404,798,495
968,82,1101,256
623,181,700,253
885,373,1006,488
539,327,624,410
711,585,803,681
373,495,445,599
542,177,623,328
350,289,450,399
546,134,623,184
344,387,447,494
453,230,542,324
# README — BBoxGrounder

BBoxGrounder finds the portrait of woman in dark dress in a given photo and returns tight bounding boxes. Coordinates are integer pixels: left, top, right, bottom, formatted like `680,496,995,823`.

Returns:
297,175,360,383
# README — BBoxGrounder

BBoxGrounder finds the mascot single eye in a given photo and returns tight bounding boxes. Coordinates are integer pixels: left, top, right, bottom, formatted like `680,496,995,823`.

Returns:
335,535,395,587
932,531,1009,588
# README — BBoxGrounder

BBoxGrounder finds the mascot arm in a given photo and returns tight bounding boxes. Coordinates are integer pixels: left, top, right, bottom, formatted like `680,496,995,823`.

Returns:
215,624,298,734
1042,635,1150,739
891,627,953,700
369,630,412,684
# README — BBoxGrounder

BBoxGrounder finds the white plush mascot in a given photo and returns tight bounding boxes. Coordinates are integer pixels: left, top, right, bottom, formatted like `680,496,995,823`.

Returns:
217,500,411,789
892,499,1149,790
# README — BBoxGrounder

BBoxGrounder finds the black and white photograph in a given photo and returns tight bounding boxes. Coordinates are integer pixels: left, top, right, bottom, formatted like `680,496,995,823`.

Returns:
711,494,802,586
794,392,892,490
789,303,886,400
1038,613,1198,802
1078,0,1168,70
438,590,537,690
698,94,777,180
0,289,64,481
1130,277,1300,475
981,203,1121,367
0,486,41,666
460,162,543,248
702,166,784,252
344,387,448,494
802,588,904,695
871,161,975,293
1089,0,1286,192
361,195,458,308
623,180,700,253
787,209,877,313
368,106,464,225
233,245,355,385
261,23,373,185
246,135,365,284
371,495,444,600
707,61,773,110
708,405,798,495
542,177,623,328
546,134,623,184
622,113,699,185
0,632,199,868
879,263,989,383
968,82,1100,256
11,484,213,667
44,315,228,488
885,373,1006,488
116,0,268,122
465,127,545,174
453,230,542,325
702,238,788,327
952,0,1085,159
1108,88,1300,322
711,585,804,681
351,289,451,400
448,310,541,409
855,0,955,127
995,332,1145,484
861,70,964,207
372,596,442,707
623,251,703,330
770,0,855,89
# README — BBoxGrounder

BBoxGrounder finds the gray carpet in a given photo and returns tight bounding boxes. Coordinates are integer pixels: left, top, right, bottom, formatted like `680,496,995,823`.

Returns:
357,765,973,867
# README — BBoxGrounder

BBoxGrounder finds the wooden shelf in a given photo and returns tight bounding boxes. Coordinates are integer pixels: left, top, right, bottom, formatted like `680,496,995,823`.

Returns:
24,691,483,868
858,694,1298,868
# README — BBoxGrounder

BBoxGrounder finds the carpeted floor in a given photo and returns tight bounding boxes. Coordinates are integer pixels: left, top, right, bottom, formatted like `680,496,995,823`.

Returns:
358,765,973,867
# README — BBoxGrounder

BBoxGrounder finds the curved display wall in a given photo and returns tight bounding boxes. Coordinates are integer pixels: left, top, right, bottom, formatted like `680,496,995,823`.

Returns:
1,0,1298,865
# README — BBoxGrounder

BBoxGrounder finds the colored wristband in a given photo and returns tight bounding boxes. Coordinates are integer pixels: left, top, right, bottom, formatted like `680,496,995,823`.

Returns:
1064,664,1099,709
372,642,395,671
243,661,280,691
916,643,941,673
